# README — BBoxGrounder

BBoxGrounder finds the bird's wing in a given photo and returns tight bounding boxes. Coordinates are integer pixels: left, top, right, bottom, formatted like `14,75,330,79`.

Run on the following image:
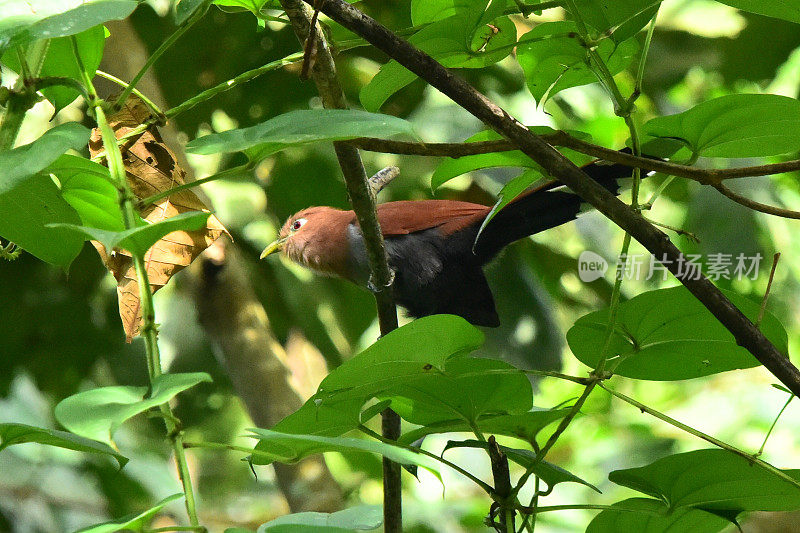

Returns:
376,200,490,236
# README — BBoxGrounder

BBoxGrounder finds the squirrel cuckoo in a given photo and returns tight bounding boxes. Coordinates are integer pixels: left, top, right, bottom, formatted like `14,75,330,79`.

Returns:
260,159,636,327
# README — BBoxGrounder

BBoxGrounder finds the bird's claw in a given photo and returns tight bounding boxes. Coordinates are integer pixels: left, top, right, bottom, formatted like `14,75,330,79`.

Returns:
367,268,396,293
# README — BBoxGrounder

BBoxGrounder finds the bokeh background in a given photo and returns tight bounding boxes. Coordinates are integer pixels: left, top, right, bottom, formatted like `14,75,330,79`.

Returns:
2,0,800,531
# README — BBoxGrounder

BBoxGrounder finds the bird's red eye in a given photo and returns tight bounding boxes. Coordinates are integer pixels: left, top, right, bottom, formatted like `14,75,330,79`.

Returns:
291,218,307,231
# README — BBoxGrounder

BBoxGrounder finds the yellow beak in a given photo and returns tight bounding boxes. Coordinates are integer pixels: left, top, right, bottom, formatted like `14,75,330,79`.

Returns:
260,236,287,259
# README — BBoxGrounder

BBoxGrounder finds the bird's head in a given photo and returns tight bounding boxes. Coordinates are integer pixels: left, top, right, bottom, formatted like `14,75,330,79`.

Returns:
260,206,353,276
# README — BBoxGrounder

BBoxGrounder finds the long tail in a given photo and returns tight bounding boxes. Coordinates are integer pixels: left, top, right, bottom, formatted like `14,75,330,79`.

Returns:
473,157,640,263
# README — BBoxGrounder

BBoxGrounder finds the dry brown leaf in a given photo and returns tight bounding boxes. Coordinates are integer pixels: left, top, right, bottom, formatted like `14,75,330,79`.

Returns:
89,96,230,342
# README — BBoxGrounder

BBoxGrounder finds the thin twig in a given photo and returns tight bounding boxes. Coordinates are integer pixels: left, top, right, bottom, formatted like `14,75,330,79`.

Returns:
757,253,781,327
346,135,800,184
715,183,800,219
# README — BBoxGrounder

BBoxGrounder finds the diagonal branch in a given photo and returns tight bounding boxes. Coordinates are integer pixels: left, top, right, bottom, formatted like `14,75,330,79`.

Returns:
306,0,800,397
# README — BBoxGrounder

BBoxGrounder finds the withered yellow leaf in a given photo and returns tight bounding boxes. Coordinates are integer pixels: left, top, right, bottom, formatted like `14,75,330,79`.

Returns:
90,96,230,342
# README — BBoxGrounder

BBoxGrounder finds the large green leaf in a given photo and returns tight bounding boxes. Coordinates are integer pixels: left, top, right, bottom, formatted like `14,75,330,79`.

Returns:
50,211,210,257
185,109,417,155
55,373,212,445
360,0,516,111
0,122,90,195
249,429,442,482
75,493,183,533
568,0,662,41
609,449,800,514
517,21,638,104
257,505,382,532
1,25,105,113
716,0,800,24
272,315,485,437
566,286,788,380
0,0,136,50
0,423,127,467
586,498,730,533
0,123,91,266
380,357,532,426
398,408,570,446
644,94,800,158
47,154,124,231
443,439,600,492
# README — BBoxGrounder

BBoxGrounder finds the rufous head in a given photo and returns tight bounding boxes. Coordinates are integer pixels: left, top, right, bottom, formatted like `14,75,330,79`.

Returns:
260,206,353,277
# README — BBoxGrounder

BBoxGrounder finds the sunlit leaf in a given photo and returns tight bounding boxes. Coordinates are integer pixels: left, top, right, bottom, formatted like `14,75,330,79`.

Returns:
0,0,136,49
517,21,638,104
566,286,788,380
186,109,417,156
586,498,730,533
50,211,211,257
361,0,516,111
716,1,800,24
0,423,127,467
568,0,662,41
75,493,183,533
249,429,442,482
609,449,800,514
48,154,124,231
644,94,800,157
55,373,212,445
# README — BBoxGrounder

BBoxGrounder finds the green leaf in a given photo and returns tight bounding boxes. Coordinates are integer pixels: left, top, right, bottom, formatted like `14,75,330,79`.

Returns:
644,94,800,158
2,25,105,113
175,0,209,24
185,109,417,156
430,129,546,190
380,357,532,426
360,0,516,111
248,429,442,482
48,154,124,231
586,498,730,533
398,408,570,446
473,169,543,238
75,493,183,533
443,439,600,492
608,449,800,514
50,211,211,256
568,0,662,42
0,122,90,196
55,372,212,445
272,315,484,437
715,1,800,24
257,505,382,533
517,22,638,104
0,0,137,49
0,122,93,266
0,423,127,467
566,286,788,380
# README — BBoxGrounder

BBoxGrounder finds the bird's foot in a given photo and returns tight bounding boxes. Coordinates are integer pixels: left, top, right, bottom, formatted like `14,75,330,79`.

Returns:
367,268,396,293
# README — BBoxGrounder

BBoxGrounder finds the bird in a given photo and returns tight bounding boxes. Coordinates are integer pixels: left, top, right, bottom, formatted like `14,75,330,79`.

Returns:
260,158,639,327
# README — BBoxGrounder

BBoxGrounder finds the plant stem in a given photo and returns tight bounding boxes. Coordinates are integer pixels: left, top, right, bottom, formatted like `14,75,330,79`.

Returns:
599,382,800,491
96,70,165,117
757,393,793,456
114,0,213,109
136,164,253,208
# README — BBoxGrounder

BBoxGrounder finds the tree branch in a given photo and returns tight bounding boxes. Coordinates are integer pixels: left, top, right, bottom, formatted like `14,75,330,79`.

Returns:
346,135,800,184
277,1,402,530
306,0,800,397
